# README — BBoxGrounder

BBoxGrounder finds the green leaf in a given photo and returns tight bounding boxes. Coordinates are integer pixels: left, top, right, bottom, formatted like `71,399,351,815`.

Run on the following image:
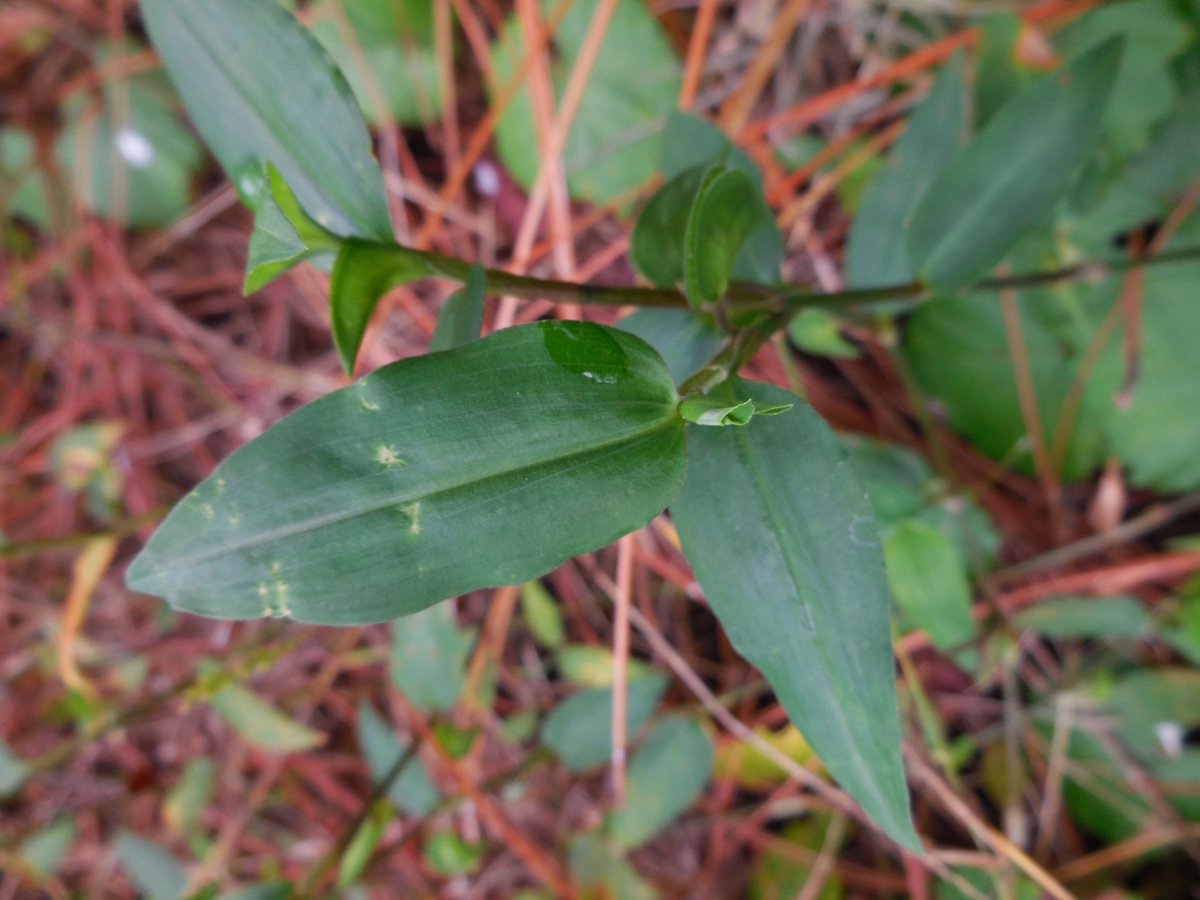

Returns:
56,74,203,229
555,644,657,688
0,738,28,798
163,758,215,835
679,395,791,426
329,239,437,373
491,0,680,203
209,684,323,753
338,800,393,888
973,16,1033,131
391,602,476,712
541,673,668,772
683,167,774,305
520,579,565,648
19,819,76,879
217,882,291,900
883,520,976,656
1104,213,1200,489
428,263,486,352
244,163,342,293
309,0,440,126
139,0,392,240
114,832,188,900
126,322,686,625
567,834,657,900
906,38,1123,290
659,110,760,184
630,166,706,288
1108,668,1200,762
787,309,862,358
615,308,726,386
1014,594,1150,638
670,379,918,850
424,831,485,875
356,700,440,815
1064,93,1200,251
845,52,964,291
606,715,712,848
1056,0,1193,156
902,282,1114,482
1,127,51,230
842,436,931,524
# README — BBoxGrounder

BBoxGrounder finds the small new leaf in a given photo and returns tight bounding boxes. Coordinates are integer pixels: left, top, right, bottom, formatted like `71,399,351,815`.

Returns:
679,395,792,426
683,167,773,306
244,164,342,294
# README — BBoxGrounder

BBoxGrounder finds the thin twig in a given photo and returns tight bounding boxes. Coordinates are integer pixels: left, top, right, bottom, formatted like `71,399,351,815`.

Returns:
610,532,635,807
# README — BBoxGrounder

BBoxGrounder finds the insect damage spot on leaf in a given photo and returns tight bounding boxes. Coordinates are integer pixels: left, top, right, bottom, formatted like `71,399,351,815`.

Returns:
375,445,406,467
401,502,421,536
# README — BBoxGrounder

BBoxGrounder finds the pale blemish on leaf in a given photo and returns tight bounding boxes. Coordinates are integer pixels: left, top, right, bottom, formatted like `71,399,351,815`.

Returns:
401,502,420,535
375,444,406,467
201,503,215,521
215,478,225,494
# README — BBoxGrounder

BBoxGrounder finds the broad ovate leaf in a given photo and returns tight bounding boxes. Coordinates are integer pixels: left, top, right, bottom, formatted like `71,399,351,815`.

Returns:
883,520,976,657
671,379,918,850
126,323,685,625
906,38,1122,290
140,0,392,240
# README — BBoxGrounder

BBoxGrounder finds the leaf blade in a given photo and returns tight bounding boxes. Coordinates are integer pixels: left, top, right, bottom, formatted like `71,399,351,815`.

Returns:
906,38,1123,290
126,323,685,626
139,0,392,240
671,380,918,850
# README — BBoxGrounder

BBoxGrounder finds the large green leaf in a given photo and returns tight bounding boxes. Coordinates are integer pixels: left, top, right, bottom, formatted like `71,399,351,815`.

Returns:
1055,0,1193,156
906,38,1123,290
490,0,680,203
309,0,440,126
139,0,392,240
845,52,964,290
670,379,918,851
126,322,685,625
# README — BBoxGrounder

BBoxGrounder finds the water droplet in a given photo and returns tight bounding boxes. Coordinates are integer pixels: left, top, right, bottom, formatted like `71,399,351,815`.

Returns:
539,320,629,384
848,516,880,547
114,128,156,168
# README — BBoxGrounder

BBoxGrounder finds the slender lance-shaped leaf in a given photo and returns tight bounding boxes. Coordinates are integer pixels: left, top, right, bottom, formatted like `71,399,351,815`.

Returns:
845,52,964,291
330,239,438,373
905,37,1123,291
126,322,686,625
139,0,392,241
429,264,486,352
671,380,919,850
